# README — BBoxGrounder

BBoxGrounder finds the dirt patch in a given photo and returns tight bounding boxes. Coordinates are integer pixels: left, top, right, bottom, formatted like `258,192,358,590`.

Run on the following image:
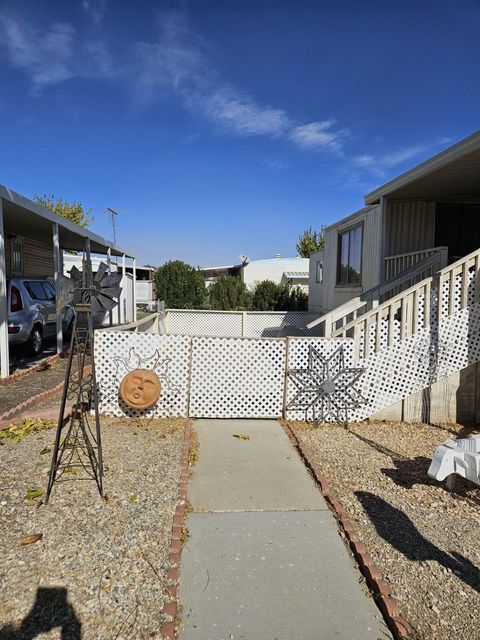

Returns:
293,421,480,640
0,416,185,639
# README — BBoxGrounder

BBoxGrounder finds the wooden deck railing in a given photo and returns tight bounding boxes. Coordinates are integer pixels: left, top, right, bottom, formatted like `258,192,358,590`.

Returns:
332,247,480,361
308,246,448,338
384,247,447,280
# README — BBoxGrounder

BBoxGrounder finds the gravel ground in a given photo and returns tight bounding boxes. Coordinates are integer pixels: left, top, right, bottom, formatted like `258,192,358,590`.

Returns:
294,421,480,640
0,416,185,639
0,358,69,416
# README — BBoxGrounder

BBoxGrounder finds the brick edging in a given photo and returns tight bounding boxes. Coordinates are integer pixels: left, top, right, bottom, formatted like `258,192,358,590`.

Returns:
0,381,65,428
287,424,412,640
160,419,193,640
0,351,67,387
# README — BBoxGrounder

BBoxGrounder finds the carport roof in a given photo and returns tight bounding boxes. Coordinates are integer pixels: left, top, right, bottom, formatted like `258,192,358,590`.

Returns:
0,184,135,258
364,130,480,205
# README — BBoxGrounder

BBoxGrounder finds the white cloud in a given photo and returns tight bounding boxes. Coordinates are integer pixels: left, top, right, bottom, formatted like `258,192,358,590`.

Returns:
0,11,113,89
134,9,346,151
197,88,290,136
290,119,345,152
382,144,427,167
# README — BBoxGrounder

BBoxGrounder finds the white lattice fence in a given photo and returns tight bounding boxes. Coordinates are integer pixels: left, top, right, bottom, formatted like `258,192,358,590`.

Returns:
165,309,322,338
245,312,322,337
166,310,243,337
351,301,480,421
189,337,286,418
95,331,191,418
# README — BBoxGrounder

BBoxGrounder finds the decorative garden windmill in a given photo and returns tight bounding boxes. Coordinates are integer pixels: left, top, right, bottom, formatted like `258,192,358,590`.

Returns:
45,258,122,503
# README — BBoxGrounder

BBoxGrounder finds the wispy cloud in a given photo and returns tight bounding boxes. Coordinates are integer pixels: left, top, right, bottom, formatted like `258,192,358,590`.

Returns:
290,119,347,152
0,10,113,89
82,0,107,25
133,8,346,152
351,137,453,180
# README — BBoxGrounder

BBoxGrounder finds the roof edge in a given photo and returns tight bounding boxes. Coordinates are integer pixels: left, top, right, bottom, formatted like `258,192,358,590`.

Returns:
0,184,135,257
364,129,480,205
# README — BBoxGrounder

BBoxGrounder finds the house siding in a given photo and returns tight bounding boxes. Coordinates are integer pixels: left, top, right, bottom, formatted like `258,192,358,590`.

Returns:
309,205,381,313
23,237,54,278
386,200,435,256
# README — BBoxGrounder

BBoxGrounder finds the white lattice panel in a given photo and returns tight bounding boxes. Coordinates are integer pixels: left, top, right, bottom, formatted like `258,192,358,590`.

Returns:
351,301,480,421
166,310,243,337
285,338,354,421
245,312,322,337
95,331,191,418
165,310,322,338
189,336,286,418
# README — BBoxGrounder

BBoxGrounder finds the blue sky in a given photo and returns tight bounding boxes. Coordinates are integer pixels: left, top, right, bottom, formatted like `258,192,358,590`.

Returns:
0,0,479,267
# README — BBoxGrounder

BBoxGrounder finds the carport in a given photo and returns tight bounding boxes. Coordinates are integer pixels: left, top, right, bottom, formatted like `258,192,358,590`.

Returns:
0,184,136,377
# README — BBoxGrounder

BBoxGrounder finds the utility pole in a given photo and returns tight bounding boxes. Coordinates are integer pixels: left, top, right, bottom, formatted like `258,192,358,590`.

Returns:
106,207,118,245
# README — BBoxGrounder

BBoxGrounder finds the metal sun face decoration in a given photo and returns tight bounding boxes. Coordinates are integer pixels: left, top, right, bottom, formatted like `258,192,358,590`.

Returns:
286,344,366,426
114,348,181,412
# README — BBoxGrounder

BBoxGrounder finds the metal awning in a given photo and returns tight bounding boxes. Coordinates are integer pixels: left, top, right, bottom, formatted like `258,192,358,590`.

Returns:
365,130,480,204
0,184,135,257
283,271,309,279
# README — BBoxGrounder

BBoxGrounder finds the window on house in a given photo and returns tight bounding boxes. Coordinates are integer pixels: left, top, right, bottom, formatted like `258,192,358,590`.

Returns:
337,224,362,285
11,240,23,274
315,260,323,284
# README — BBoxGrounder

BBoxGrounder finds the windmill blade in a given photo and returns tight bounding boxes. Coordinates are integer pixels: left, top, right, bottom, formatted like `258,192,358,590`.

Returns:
99,286,122,299
69,266,82,284
55,275,75,308
94,262,109,283
100,273,122,288
95,293,118,311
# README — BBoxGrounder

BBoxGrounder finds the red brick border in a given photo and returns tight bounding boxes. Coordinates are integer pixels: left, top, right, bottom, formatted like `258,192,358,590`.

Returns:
0,380,65,428
288,424,412,640
0,364,93,429
160,419,193,640
0,350,67,387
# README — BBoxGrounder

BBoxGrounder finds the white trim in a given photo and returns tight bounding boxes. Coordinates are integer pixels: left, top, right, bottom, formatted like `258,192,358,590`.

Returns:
52,222,63,355
0,198,9,377
132,258,137,322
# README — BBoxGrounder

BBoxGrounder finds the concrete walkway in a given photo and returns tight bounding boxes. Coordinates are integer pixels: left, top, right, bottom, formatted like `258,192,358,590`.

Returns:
178,420,391,640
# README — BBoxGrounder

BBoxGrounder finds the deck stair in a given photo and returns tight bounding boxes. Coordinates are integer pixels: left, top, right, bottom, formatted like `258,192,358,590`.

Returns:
317,248,480,421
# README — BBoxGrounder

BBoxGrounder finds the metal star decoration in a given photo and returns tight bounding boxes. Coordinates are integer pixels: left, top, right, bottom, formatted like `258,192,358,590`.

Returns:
286,344,366,425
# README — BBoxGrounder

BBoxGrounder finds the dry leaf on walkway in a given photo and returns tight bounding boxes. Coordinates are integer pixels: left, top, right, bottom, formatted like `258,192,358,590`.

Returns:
233,433,250,440
19,533,43,545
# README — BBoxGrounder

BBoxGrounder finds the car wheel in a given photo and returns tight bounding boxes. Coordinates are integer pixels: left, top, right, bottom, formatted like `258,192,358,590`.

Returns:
28,326,43,356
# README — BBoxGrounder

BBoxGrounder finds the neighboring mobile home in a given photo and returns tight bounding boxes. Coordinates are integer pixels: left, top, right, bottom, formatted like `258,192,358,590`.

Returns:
0,185,136,377
309,130,480,317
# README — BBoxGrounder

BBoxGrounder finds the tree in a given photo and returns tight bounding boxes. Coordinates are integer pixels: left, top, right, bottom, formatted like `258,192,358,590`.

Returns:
252,280,279,311
296,225,325,258
154,260,206,309
34,194,93,228
252,280,309,311
208,275,251,310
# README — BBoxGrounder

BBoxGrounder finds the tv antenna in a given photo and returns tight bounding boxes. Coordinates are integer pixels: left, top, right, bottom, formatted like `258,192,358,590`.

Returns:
106,207,119,244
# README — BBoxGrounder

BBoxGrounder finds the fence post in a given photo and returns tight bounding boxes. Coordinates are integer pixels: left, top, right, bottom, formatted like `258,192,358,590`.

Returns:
282,337,290,418
186,337,194,418
242,311,247,337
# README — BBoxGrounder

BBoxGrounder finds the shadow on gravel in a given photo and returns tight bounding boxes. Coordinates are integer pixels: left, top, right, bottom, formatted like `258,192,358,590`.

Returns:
381,456,436,489
0,587,81,639
381,456,480,507
356,491,480,595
